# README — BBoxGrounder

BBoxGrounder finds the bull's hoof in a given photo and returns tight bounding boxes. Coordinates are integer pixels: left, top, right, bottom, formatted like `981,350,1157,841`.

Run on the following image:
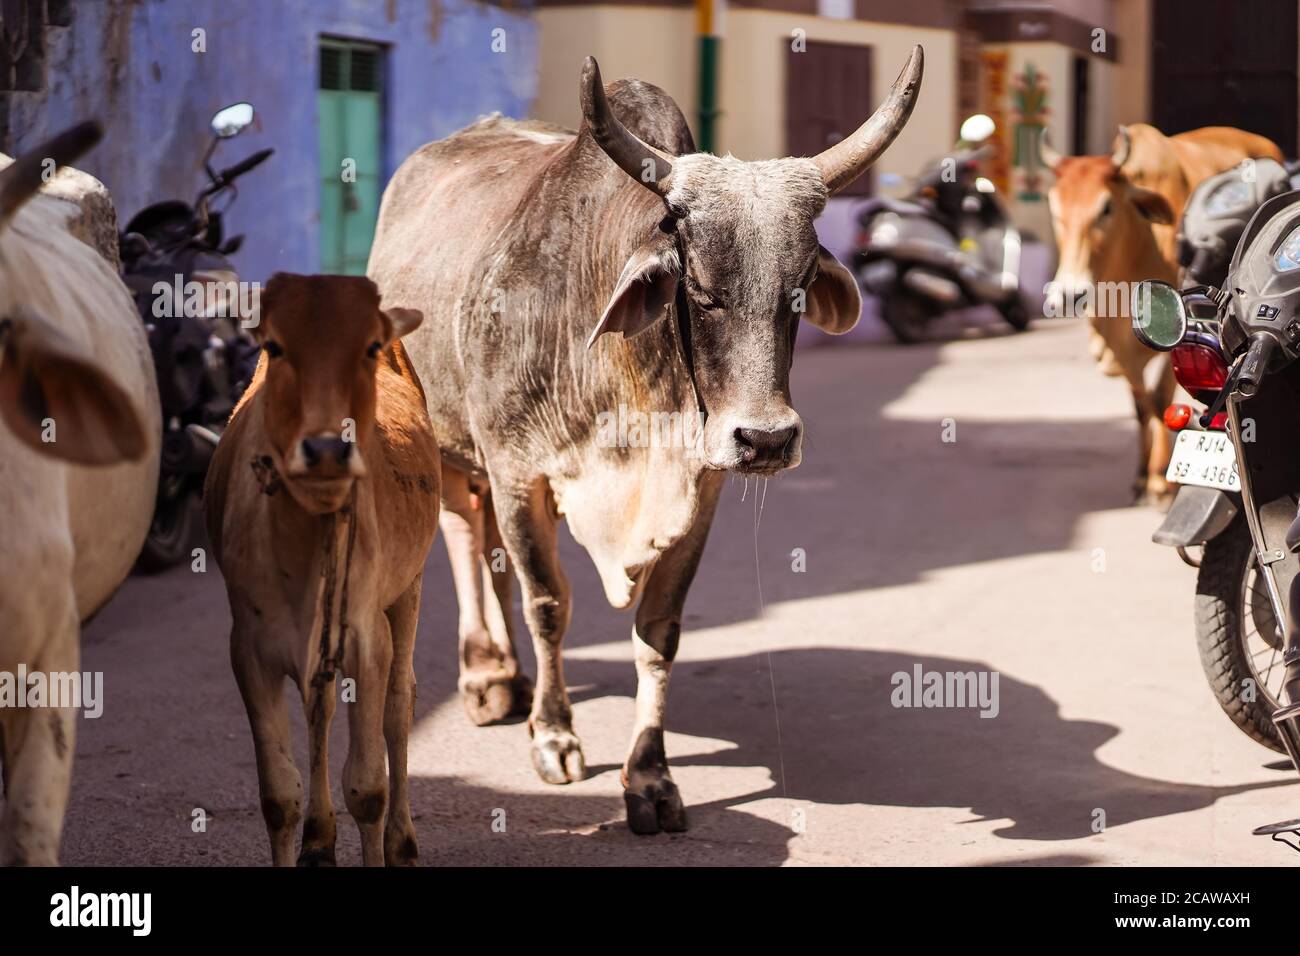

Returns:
623,773,688,835
384,828,419,867
510,672,535,715
460,670,518,726
529,728,586,784
296,845,337,867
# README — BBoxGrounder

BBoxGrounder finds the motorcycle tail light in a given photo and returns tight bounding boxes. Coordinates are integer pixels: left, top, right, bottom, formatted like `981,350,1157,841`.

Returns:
1208,411,1228,429
1163,403,1192,430
1170,342,1229,392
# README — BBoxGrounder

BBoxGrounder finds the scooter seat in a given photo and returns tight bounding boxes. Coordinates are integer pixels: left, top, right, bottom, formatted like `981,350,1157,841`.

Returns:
857,196,932,222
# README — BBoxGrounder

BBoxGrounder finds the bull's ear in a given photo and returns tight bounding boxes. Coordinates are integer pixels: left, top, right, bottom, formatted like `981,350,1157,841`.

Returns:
383,307,423,342
587,230,680,348
0,309,148,465
802,246,862,334
1128,184,1175,225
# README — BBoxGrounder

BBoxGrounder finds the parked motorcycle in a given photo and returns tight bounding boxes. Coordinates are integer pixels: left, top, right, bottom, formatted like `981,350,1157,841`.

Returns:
120,102,271,571
853,114,1029,343
1141,159,1300,752
1132,190,1300,840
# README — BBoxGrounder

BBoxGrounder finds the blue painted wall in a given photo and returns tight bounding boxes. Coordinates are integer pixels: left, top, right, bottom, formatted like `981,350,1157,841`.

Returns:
11,0,538,277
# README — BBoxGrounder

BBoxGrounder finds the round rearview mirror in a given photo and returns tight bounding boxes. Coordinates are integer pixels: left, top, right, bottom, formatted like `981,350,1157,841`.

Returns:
211,102,254,139
959,114,996,145
1131,280,1187,351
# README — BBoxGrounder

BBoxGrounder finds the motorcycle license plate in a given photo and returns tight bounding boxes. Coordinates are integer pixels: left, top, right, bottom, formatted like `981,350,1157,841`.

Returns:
1166,429,1239,492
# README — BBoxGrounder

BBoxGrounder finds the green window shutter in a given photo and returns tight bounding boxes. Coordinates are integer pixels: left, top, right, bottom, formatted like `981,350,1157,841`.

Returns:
318,39,385,274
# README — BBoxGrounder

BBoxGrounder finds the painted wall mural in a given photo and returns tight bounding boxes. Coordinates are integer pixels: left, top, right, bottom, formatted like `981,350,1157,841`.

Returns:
1011,62,1050,201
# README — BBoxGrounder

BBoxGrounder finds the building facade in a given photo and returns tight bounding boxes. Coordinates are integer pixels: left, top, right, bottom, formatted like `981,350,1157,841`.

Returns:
1,0,538,277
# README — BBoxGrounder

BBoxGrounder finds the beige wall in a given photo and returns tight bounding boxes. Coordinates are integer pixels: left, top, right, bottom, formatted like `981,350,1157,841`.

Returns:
1111,0,1149,127
534,6,696,131
535,6,958,185
718,12,958,182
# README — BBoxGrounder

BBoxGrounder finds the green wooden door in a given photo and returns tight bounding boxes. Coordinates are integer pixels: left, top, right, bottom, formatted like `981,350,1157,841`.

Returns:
319,40,384,274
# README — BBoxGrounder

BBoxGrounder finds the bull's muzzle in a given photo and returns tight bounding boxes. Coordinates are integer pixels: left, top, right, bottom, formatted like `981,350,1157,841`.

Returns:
735,424,800,472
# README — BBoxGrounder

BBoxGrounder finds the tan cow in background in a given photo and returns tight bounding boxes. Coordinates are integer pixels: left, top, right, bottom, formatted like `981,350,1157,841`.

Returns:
1041,123,1282,502
0,122,161,865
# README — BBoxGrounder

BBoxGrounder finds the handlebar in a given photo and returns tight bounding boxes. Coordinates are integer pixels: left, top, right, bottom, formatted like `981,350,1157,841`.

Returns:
1237,332,1280,398
208,148,274,192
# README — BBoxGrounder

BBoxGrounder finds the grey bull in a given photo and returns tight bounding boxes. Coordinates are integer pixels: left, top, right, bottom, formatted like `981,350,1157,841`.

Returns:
368,48,923,833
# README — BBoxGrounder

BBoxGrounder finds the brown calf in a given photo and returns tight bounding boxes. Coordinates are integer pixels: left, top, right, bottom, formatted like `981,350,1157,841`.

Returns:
204,274,440,866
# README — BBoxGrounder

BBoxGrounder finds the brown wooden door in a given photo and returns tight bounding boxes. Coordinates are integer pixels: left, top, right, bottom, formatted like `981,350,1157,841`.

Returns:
1152,0,1297,155
786,40,874,196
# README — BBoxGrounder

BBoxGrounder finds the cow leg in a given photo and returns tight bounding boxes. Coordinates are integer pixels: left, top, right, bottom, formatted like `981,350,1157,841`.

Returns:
1128,380,1157,503
441,465,528,725
344,608,392,866
622,473,721,835
492,476,583,784
297,674,338,866
232,623,302,867
1145,355,1176,501
382,576,420,866
483,491,533,713
0,597,78,866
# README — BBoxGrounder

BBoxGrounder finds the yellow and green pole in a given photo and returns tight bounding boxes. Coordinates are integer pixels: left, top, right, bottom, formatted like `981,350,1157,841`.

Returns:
696,0,721,153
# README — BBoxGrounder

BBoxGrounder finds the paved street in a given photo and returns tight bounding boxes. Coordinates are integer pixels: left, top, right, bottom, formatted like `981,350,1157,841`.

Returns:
66,315,1300,866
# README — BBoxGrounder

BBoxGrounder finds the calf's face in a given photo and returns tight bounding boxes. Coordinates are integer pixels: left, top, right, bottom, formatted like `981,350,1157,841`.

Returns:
252,273,421,515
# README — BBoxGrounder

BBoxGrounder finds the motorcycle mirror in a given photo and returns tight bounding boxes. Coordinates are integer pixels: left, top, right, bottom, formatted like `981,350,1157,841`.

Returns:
1131,279,1188,351
211,102,255,139
959,114,996,145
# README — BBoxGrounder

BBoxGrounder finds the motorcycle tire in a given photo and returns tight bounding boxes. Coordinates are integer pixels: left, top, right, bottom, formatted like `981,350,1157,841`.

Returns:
998,296,1032,332
881,289,930,345
136,488,197,574
1195,514,1286,752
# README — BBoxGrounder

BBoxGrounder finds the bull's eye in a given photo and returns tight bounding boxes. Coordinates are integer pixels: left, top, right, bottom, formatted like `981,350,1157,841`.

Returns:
1099,198,1113,220
366,341,383,359
263,341,284,359
686,276,726,312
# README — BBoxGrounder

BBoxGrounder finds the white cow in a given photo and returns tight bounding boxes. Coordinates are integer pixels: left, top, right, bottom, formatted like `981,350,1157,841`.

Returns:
0,122,160,865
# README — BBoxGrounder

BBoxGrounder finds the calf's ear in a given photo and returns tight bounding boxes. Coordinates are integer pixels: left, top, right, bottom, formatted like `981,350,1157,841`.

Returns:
587,230,680,348
0,309,148,465
1127,184,1175,224
802,246,862,335
383,307,423,342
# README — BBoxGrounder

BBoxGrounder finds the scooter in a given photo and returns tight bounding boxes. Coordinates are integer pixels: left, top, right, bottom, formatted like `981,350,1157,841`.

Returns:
120,102,271,571
1142,158,1300,753
853,114,1029,343
1132,188,1300,847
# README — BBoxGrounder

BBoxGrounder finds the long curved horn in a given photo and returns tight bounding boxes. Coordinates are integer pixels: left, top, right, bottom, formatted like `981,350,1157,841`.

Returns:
580,57,675,198
0,120,103,225
812,45,924,196
1038,128,1064,170
1112,125,1132,168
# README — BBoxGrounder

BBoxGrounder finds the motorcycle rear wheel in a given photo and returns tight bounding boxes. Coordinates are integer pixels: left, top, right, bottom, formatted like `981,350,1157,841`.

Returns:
998,296,1032,332
1195,515,1286,752
136,486,197,573
880,289,930,344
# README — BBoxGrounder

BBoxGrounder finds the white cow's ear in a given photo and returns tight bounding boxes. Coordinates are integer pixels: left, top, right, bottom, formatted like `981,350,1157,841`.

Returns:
0,309,148,466
802,246,862,335
383,307,423,342
587,231,680,349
